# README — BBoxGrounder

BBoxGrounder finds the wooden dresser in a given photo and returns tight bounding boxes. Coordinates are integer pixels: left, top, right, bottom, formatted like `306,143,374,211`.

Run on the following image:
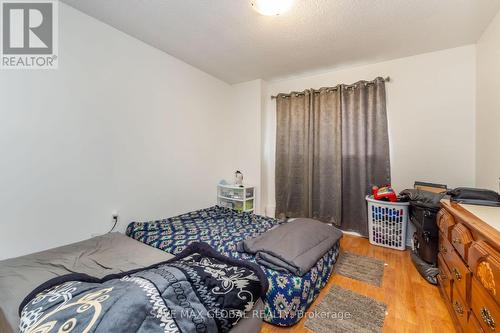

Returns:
437,200,500,333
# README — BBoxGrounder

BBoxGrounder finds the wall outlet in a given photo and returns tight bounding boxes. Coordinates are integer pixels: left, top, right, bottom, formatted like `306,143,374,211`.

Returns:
110,211,119,232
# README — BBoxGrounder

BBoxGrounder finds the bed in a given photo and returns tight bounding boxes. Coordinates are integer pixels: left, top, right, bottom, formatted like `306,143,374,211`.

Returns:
126,206,341,327
0,233,263,333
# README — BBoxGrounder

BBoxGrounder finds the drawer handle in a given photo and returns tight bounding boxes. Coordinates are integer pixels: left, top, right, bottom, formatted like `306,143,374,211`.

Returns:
453,268,462,281
453,301,464,316
440,245,448,254
453,238,462,245
481,307,496,331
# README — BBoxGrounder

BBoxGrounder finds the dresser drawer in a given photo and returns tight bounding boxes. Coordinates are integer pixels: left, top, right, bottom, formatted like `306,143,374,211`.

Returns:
471,277,499,332
468,312,486,333
438,252,453,301
444,246,471,302
452,283,469,329
438,209,456,239
469,241,500,304
440,232,454,257
451,223,474,261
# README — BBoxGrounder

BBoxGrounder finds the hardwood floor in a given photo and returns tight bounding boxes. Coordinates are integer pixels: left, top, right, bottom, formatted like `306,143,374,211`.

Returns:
260,235,455,333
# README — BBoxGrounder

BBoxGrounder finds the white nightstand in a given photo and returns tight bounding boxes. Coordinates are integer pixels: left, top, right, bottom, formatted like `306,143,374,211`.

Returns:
217,184,254,213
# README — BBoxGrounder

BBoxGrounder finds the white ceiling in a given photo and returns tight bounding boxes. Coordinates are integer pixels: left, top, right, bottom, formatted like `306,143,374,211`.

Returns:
62,0,500,84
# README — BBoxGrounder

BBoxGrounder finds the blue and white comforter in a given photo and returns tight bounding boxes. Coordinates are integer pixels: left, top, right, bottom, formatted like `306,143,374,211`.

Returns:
19,243,266,333
126,206,340,327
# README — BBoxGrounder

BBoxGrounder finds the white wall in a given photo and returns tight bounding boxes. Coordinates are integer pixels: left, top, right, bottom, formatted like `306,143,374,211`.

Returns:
262,46,477,216
476,11,500,192
0,3,239,260
228,79,263,213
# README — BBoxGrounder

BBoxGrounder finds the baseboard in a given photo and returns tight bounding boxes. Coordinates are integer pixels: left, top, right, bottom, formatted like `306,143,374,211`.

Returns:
342,230,364,237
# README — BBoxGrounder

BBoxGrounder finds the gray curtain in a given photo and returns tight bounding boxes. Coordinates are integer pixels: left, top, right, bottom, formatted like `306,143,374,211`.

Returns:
275,77,390,235
275,88,342,225
341,78,391,236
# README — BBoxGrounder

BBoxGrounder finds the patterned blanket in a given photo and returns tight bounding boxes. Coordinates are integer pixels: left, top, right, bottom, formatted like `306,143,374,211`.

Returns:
126,206,341,326
19,242,267,333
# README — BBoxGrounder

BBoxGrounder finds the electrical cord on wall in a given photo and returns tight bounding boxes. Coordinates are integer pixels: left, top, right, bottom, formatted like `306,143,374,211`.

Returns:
108,214,118,233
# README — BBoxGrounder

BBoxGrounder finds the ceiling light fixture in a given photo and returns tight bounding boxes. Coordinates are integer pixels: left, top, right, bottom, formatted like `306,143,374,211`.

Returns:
250,0,295,16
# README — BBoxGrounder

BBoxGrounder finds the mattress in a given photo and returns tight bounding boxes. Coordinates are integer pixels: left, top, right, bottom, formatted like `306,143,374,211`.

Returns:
127,206,341,326
0,233,263,333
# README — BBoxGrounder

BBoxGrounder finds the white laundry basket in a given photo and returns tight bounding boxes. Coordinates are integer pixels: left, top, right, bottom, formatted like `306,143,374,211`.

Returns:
366,195,409,251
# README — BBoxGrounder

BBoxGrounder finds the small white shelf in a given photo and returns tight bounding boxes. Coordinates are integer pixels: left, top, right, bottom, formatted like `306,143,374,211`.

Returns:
217,195,254,202
217,183,255,213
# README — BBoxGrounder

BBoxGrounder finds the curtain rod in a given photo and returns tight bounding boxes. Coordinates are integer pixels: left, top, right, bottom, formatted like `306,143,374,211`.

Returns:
271,76,390,99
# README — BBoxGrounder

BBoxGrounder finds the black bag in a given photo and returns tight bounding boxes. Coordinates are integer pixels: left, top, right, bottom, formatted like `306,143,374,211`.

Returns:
400,189,444,265
410,251,439,285
448,187,500,207
410,202,439,264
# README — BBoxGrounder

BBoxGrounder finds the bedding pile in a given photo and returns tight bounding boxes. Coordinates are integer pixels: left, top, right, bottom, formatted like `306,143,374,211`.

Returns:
19,242,266,333
239,218,343,276
127,206,341,326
